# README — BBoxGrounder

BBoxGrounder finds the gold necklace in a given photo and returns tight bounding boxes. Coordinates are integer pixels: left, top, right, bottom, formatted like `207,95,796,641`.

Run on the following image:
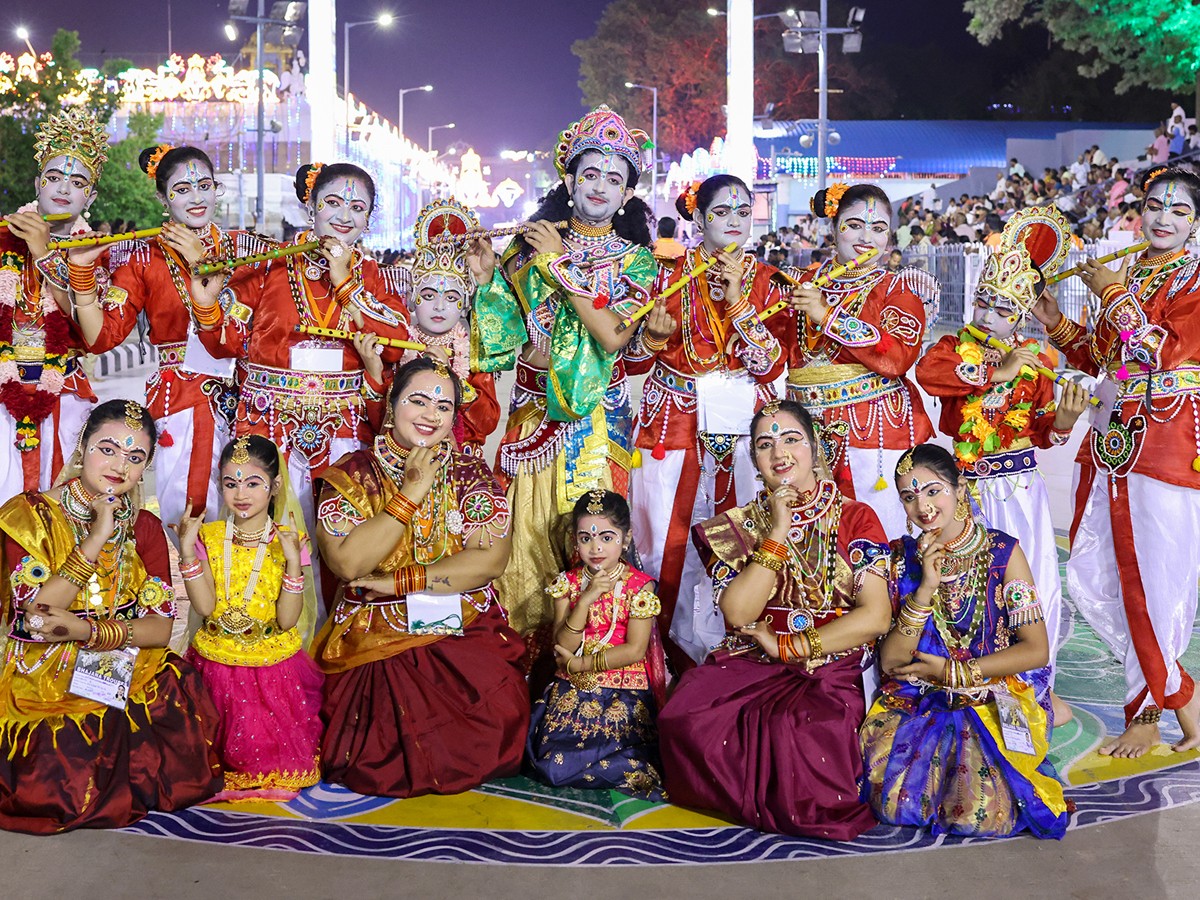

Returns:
232,522,269,544
1138,248,1186,268
569,216,613,238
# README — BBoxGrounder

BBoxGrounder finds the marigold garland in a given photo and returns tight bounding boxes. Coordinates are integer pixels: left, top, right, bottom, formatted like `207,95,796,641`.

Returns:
953,329,1038,466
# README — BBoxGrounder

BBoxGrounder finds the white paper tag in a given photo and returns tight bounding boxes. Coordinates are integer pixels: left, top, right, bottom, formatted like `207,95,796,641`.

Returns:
1089,376,1119,434
696,371,758,435
289,342,344,373
69,647,137,709
992,684,1036,755
181,328,236,379
406,591,465,636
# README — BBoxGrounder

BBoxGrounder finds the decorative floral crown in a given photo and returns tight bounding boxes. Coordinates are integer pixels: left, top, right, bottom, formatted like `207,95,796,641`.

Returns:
303,162,325,204
682,181,702,215
554,105,649,180
145,144,173,182
34,107,110,182
412,197,480,290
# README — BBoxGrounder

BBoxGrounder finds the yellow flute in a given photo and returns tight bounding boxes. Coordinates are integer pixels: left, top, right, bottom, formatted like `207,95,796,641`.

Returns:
195,240,319,276
48,226,164,250
757,247,881,323
963,323,1100,407
0,212,72,229
1046,241,1150,286
294,324,427,352
616,242,740,332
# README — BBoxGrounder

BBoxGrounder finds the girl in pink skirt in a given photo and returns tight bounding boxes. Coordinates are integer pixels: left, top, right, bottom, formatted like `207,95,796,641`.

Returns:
177,434,323,801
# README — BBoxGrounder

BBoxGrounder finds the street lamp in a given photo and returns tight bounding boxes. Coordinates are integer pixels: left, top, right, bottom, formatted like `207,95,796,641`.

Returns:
625,82,659,216
397,85,432,238
15,27,36,56
343,13,395,154
428,123,455,152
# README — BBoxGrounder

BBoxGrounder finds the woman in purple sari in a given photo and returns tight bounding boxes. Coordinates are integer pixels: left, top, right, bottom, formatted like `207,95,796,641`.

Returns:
657,399,892,839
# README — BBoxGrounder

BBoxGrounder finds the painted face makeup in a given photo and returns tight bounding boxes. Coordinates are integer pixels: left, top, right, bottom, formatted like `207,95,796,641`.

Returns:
697,184,753,253
752,413,814,491
567,149,630,225
971,293,1022,340
834,197,890,266
1142,179,1197,253
391,370,456,449
36,154,96,223
897,466,958,532
411,274,469,336
163,158,219,229
311,176,371,244
575,513,626,572
80,422,151,497
219,460,275,521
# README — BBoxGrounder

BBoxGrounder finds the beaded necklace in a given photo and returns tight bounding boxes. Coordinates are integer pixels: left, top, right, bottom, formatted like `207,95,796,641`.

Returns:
930,519,992,650
219,517,272,634
757,479,843,611
59,478,135,617
157,225,224,315
373,432,462,563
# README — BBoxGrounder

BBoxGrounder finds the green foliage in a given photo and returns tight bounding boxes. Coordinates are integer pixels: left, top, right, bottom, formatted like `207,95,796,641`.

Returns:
89,111,167,229
964,1,1200,95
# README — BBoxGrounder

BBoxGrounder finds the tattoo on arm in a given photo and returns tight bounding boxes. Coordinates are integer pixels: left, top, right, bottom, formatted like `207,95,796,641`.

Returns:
431,575,451,587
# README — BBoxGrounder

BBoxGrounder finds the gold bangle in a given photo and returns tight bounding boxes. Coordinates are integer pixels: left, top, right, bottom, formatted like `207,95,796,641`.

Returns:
759,538,789,561
562,618,584,635
385,492,419,526
192,302,222,327
641,333,668,353
57,546,97,588
966,657,984,687
749,550,784,572
803,625,822,660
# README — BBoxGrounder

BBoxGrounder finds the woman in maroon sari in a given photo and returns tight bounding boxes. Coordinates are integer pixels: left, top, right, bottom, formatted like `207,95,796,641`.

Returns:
312,357,528,797
657,399,891,838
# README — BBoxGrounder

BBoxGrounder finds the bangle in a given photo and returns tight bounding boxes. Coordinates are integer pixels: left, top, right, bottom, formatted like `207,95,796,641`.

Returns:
966,657,984,687
384,492,419,526
803,625,822,660
749,550,784,572
797,632,811,659
192,302,222,327
281,572,305,594
562,618,585,635
393,564,427,596
57,546,98,588
1047,313,1080,346
641,332,668,353
565,656,577,675
73,295,98,310
759,538,788,560
87,618,123,652
121,621,135,652
778,632,796,664
68,261,97,294
1100,283,1125,305
179,558,204,581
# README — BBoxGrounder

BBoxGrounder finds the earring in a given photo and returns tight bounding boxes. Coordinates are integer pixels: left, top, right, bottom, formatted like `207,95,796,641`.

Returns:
906,519,914,536
567,198,574,208
617,206,626,216
954,497,970,521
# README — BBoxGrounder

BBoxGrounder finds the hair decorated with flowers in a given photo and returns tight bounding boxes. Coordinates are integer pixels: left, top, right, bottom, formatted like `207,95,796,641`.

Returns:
144,144,173,182
679,181,702,216
810,182,850,218
303,162,325,203
1141,165,1170,193
675,174,752,221
811,182,892,227
293,162,377,214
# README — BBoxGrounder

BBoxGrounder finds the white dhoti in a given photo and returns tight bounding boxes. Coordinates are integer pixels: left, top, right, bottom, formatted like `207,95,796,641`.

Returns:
0,394,90,502
1068,470,1200,715
846,446,909,540
153,405,229,539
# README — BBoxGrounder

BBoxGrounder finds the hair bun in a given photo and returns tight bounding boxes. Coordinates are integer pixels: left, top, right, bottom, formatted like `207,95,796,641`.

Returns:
810,189,830,219
294,164,315,203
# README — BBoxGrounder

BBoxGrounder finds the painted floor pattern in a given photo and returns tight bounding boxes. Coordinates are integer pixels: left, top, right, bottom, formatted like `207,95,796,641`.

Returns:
116,538,1200,866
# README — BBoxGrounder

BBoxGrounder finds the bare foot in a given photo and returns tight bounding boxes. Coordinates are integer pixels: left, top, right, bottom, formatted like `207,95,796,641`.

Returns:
1051,691,1074,726
1097,722,1159,758
1172,692,1200,752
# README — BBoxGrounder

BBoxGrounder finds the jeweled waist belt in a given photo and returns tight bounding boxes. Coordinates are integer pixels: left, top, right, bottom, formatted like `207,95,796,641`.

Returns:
962,445,1037,480
243,363,363,401
156,340,187,367
650,361,700,397
203,615,283,643
1115,364,1200,400
786,365,901,409
15,356,78,382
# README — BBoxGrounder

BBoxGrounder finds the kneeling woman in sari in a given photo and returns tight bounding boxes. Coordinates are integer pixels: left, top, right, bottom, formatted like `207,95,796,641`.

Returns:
860,443,1067,839
0,399,221,834
313,357,529,797
657,399,891,839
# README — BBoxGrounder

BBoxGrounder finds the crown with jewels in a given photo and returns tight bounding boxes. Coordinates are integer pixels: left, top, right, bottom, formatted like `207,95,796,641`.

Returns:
975,204,1072,315
34,107,110,181
554,104,649,180
411,197,479,291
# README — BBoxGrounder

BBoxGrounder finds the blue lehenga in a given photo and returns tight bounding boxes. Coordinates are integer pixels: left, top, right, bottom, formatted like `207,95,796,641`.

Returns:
859,529,1069,839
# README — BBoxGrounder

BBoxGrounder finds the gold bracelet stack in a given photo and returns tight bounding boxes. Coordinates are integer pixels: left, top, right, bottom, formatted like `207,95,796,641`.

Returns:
592,647,610,672
802,625,822,660
68,261,97,294
641,333,668,353
192,302,222,327
393,565,427,596
749,550,784,572
941,657,972,690
896,601,933,638
384,492,419,526
562,619,584,635
86,618,128,652
57,546,97,588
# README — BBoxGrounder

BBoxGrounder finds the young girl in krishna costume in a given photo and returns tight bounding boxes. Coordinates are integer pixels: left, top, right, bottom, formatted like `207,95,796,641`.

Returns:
860,444,1067,839
915,205,1091,725
1031,165,1200,758
527,490,668,800
401,198,499,455
176,435,323,802
0,400,220,833
0,108,109,499
68,144,276,530
775,183,938,539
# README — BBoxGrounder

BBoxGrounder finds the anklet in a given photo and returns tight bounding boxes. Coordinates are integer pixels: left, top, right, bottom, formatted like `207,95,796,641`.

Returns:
1131,706,1162,725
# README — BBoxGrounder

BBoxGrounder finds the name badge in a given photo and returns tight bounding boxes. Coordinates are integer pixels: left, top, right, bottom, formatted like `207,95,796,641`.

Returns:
696,370,758,435
1089,376,1118,434
406,592,465,636
181,328,236,379
992,683,1036,755
70,647,137,709
289,340,344,373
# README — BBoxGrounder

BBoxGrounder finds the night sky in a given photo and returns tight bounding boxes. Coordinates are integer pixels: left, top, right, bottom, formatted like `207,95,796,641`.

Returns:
1,1,1151,154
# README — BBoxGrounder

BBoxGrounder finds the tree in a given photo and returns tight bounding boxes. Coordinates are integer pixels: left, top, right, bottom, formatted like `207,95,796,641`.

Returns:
0,29,127,213
572,0,894,158
964,1,1200,119
89,110,167,229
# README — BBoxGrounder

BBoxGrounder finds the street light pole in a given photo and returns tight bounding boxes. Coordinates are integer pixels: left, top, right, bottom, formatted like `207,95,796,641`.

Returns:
428,123,455,153
817,0,828,194
626,82,658,216
397,85,432,238
343,15,395,155
255,0,265,228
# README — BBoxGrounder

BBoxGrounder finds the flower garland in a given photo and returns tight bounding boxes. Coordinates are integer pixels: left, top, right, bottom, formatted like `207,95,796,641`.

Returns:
953,330,1038,466
0,250,71,452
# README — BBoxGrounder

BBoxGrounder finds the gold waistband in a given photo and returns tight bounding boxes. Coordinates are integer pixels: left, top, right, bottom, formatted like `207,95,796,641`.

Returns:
787,363,871,386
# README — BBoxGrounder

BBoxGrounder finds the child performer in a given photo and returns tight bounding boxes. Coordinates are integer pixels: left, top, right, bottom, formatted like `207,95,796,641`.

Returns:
528,490,668,799
916,206,1090,725
176,435,323,801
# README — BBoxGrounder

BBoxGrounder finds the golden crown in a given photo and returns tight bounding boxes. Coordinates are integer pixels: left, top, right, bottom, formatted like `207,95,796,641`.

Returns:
976,242,1042,314
412,197,479,290
34,107,110,181
554,105,648,180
